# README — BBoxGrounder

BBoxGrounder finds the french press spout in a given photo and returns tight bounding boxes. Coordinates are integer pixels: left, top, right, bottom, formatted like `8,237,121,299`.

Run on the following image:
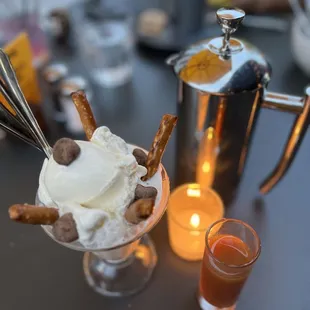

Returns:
167,7,310,199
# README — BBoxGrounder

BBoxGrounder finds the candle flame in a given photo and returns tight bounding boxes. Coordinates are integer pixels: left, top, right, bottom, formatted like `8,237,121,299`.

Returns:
190,213,200,228
187,188,201,197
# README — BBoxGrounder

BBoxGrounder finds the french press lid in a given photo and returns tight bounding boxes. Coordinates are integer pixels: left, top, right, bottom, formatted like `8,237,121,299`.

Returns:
167,8,271,95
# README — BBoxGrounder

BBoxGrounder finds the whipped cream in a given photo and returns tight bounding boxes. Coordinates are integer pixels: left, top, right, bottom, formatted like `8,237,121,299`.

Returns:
38,126,162,249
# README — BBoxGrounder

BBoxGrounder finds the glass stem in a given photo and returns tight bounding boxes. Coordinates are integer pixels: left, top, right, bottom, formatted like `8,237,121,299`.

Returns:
221,31,231,54
92,239,140,263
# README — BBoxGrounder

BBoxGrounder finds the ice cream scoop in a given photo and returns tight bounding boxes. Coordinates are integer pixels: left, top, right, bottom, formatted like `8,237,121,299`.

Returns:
38,126,162,249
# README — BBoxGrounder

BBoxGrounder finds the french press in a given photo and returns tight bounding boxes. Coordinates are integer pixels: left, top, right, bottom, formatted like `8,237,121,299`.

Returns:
167,8,310,204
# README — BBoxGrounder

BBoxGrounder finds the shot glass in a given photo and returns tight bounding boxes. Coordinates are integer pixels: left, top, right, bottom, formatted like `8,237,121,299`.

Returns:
198,219,261,309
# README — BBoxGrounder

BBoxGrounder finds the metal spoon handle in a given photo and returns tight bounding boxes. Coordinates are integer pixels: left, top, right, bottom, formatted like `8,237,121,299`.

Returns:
0,121,40,149
0,49,52,158
0,82,49,155
0,104,39,149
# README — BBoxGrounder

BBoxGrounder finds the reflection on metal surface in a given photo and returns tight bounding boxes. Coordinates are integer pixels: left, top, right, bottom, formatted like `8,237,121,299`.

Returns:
208,38,244,56
260,87,310,193
263,91,303,114
196,93,210,138
196,126,218,188
174,37,271,95
214,97,226,141
196,98,227,190
238,89,262,175
180,50,232,85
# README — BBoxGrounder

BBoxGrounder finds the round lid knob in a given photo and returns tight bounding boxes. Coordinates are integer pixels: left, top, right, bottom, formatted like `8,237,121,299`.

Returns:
216,7,245,35
215,8,246,55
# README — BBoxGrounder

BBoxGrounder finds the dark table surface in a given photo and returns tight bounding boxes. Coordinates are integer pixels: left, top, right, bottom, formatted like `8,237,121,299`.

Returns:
1,16,310,310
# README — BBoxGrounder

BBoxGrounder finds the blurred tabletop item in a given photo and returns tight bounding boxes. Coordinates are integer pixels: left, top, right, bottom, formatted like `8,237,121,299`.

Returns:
290,0,310,76
75,0,134,87
0,0,50,68
47,9,72,46
1,32,47,131
231,0,291,13
136,0,221,51
59,75,93,134
42,62,69,122
208,0,232,7
137,8,169,38
1,1,310,310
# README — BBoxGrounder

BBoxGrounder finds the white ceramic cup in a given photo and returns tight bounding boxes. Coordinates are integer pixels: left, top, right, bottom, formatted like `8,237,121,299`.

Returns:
291,15,310,76
291,0,310,76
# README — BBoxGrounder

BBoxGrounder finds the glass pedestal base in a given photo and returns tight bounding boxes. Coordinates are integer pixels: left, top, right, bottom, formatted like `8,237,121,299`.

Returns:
83,234,158,297
198,295,236,310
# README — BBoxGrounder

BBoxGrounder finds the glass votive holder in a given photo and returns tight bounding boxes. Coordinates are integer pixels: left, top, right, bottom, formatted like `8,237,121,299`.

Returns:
167,183,224,261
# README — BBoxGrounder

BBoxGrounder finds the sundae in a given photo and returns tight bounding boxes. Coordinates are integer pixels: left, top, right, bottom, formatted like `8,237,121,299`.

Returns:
9,90,177,249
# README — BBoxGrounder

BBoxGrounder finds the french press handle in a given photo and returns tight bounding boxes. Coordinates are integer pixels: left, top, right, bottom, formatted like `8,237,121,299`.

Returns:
260,86,310,194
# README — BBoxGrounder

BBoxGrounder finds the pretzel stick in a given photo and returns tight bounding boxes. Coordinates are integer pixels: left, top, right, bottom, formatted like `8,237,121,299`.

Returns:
9,204,59,225
142,114,177,181
71,90,97,140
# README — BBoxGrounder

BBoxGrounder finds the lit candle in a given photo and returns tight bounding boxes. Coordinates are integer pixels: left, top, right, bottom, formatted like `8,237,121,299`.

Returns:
167,183,224,261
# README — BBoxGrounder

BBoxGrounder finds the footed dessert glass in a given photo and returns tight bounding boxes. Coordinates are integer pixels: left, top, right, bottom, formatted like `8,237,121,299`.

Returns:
37,158,169,297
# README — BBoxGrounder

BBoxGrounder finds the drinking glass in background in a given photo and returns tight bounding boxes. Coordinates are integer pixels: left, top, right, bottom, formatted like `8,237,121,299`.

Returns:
198,219,261,310
290,0,310,77
76,0,134,87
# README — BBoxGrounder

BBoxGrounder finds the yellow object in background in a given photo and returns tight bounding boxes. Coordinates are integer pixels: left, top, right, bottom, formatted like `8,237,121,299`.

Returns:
0,32,42,115
208,0,231,7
